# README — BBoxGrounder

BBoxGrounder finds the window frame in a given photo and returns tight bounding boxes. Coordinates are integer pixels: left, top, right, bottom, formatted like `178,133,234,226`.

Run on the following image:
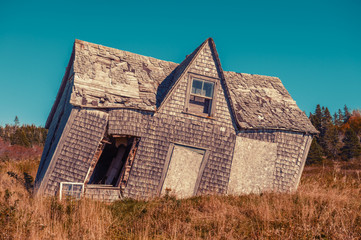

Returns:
184,74,219,118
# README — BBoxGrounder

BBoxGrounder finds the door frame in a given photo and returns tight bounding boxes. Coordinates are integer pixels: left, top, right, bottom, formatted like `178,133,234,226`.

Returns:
157,142,210,197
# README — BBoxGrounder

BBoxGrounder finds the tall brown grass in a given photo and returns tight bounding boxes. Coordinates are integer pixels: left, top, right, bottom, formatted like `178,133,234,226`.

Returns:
1,157,360,239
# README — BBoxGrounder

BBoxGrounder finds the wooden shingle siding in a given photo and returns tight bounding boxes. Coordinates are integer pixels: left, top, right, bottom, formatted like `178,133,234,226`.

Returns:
42,109,108,195
84,185,121,202
237,130,313,191
108,109,152,137
35,77,74,187
118,40,237,199
36,38,316,200
188,41,221,79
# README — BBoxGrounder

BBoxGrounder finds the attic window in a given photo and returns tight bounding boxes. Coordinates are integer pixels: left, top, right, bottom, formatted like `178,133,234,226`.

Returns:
186,78,216,116
191,79,214,98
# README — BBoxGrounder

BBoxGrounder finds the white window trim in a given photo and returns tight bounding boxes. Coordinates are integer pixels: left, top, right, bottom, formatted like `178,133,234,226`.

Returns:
184,73,219,117
59,182,85,200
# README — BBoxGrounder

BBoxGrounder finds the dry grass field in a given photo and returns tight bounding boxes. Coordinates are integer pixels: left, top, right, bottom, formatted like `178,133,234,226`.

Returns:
1,153,360,239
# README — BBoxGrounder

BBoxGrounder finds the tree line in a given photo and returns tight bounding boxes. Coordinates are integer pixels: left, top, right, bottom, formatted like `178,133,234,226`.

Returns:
307,105,361,164
1,108,360,162
0,116,47,147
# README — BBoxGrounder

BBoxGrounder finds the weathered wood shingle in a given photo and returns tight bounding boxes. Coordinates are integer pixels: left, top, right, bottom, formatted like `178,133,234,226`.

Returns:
37,38,316,199
46,39,316,134
225,72,317,133
43,109,108,195
118,39,237,198
71,40,178,110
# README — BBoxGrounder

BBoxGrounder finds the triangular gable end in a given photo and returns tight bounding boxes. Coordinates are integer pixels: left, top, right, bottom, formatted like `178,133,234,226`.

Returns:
157,38,238,128
156,39,208,109
188,38,222,80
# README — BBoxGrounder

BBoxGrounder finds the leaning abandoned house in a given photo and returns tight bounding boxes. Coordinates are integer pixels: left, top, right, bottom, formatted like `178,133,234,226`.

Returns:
35,38,317,201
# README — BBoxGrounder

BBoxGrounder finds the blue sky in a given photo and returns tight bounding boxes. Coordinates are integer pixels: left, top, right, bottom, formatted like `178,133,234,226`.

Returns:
0,0,360,126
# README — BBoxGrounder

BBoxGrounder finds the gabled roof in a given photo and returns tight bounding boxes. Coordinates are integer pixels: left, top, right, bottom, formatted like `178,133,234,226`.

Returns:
225,72,317,133
47,39,317,134
71,39,178,111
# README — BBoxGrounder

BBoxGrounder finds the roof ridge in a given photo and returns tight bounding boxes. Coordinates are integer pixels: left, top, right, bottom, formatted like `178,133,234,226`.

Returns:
75,39,281,80
46,39,317,134
224,71,280,79
207,38,240,129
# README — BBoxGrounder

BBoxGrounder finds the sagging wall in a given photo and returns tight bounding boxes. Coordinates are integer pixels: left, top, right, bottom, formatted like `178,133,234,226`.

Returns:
108,42,237,199
108,110,235,199
109,115,313,198
37,109,108,195
38,38,314,199
35,76,74,187
231,130,313,194
228,137,277,194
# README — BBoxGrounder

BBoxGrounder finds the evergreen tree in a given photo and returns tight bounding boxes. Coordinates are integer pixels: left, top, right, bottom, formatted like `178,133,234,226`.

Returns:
319,107,334,155
14,116,19,127
324,125,340,159
340,128,361,160
310,104,322,132
307,139,324,164
333,113,338,126
337,109,344,126
3,124,12,142
323,107,332,122
344,105,351,123
10,128,31,147
321,107,333,135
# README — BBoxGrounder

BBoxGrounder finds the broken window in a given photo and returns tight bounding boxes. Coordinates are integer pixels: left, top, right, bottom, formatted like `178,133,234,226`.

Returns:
59,182,84,200
87,136,140,188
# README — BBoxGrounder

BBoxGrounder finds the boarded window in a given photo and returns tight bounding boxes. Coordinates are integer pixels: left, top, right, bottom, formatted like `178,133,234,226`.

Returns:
228,137,277,195
161,144,206,198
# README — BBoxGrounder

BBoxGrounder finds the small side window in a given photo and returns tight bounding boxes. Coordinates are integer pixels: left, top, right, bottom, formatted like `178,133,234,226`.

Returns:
188,79,215,115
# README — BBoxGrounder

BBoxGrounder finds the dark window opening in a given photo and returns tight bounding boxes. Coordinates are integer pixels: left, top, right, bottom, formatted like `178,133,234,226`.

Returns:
88,136,139,187
189,95,212,114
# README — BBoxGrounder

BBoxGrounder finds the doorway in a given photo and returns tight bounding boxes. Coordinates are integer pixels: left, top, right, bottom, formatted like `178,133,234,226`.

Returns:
160,144,206,198
88,136,139,187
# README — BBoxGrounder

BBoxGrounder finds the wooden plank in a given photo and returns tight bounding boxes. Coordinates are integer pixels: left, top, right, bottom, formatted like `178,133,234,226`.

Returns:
161,145,205,198
293,135,313,190
105,145,126,185
84,140,107,184
117,138,140,190
157,143,174,196
193,149,210,195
